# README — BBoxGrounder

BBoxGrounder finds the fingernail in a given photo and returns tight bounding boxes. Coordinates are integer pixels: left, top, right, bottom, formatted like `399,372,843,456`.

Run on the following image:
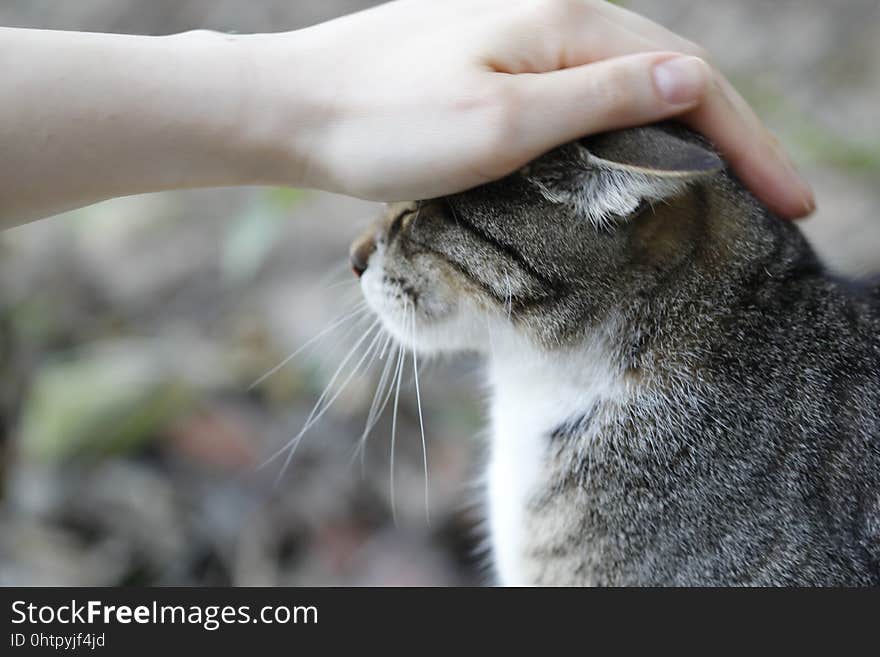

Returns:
653,56,708,105
781,153,816,216
801,190,816,216
797,177,816,215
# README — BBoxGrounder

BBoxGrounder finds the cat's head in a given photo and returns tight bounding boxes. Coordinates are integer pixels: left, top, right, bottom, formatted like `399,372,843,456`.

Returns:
351,123,725,355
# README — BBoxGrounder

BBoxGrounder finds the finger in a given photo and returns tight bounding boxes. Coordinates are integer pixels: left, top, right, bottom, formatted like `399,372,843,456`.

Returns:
510,52,709,156
510,52,814,221
682,75,815,219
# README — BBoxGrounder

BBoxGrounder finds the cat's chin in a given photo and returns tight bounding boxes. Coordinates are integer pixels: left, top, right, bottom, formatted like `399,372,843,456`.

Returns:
360,261,490,356
371,304,490,357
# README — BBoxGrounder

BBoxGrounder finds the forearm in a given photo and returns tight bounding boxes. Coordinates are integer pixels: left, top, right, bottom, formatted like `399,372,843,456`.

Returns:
0,27,304,227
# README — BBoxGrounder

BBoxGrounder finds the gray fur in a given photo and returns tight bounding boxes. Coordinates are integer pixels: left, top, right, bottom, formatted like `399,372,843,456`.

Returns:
358,122,880,586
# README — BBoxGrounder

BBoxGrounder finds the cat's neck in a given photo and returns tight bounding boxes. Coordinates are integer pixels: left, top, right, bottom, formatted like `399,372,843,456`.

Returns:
487,330,628,423
484,328,633,584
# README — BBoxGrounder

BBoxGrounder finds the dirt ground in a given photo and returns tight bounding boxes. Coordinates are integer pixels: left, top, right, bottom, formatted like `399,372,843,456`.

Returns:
1,1,878,586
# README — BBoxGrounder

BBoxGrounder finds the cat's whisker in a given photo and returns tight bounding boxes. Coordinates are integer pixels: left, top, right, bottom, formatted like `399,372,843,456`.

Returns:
272,321,387,485
350,332,398,471
258,316,381,474
302,322,386,432
377,327,394,361
315,260,354,289
410,302,430,524
366,333,395,414
321,277,361,293
249,301,369,390
389,304,409,526
353,341,405,474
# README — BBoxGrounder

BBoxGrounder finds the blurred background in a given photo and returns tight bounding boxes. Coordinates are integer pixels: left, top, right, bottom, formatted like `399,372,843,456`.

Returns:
1,0,878,586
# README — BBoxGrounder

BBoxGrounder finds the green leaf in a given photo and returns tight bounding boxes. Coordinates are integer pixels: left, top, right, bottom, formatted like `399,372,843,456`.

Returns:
17,346,195,463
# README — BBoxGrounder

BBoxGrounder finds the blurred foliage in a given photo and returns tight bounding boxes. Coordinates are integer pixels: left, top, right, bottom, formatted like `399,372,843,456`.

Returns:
18,344,195,463
9,297,58,344
222,188,307,284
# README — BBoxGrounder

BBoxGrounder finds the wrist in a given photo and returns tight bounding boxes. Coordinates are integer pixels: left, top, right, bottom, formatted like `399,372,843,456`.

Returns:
156,29,277,188
218,27,337,190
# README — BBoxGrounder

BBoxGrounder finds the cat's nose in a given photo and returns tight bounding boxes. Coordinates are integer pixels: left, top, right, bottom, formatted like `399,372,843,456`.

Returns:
349,232,376,278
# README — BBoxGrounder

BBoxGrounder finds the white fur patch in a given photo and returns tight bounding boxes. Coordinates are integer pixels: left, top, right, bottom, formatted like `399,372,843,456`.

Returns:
484,326,628,585
528,165,690,230
523,144,699,230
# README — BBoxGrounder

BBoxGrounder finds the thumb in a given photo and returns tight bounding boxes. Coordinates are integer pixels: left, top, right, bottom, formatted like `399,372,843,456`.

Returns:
511,52,710,157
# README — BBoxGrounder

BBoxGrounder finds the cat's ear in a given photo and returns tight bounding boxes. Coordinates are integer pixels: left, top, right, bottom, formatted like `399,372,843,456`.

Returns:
523,126,723,228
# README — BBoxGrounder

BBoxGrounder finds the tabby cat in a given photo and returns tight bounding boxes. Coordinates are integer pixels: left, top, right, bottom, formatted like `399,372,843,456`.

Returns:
350,122,880,586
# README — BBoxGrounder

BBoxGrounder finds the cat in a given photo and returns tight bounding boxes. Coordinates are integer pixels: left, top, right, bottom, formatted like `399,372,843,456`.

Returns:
349,122,880,586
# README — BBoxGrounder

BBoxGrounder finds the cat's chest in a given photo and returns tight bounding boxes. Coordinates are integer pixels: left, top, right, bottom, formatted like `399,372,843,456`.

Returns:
485,350,625,586
486,387,554,586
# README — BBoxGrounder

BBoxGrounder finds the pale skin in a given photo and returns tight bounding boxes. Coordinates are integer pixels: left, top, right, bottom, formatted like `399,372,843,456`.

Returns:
0,0,815,229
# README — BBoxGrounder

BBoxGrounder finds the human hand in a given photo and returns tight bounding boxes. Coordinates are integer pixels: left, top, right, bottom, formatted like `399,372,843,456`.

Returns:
253,0,813,218
0,1,813,227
